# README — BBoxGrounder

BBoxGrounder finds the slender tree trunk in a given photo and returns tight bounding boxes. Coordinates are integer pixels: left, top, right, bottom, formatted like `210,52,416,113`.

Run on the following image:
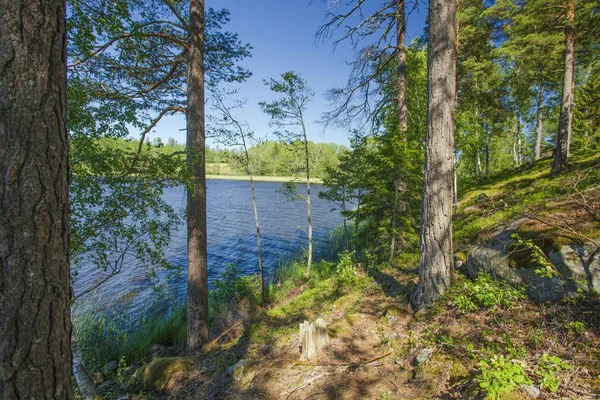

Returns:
552,0,575,174
453,155,459,215
535,83,544,160
242,141,264,302
0,0,73,397
300,114,313,277
485,124,490,176
389,184,399,263
187,0,210,352
411,0,456,311
342,189,351,250
517,116,522,166
396,0,408,132
476,149,482,177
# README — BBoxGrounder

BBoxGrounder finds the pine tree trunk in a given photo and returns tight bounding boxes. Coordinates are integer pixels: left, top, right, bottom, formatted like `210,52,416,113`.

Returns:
552,0,575,175
411,0,456,311
396,0,408,132
0,0,73,397
517,117,522,166
187,0,210,352
535,83,544,160
485,124,490,176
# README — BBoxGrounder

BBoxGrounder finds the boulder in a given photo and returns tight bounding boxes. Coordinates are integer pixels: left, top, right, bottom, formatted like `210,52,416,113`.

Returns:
548,241,600,293
102,360,118,375
227,359,247,381
464,222,600,302
131,357,194,391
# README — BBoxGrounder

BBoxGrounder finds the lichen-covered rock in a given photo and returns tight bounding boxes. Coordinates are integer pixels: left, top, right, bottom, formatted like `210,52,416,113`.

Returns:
548,241,600,293
132,357,194,391
227,359,247,380
465,221,600,302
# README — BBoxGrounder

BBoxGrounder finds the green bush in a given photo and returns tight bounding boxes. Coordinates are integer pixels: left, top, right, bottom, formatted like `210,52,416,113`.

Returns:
211,263,261,306
336,251,359,288
453,273,525,313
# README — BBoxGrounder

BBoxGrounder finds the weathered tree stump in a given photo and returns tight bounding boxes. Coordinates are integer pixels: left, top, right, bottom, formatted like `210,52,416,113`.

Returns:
299,318,330,361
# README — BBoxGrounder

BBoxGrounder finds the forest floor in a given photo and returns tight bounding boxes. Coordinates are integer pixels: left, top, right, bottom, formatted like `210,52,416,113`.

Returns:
101,153,600,400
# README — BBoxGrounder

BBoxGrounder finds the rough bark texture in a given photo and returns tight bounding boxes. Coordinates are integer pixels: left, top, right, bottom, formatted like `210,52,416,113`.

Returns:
535,83,544,160
396,0,408,132
411,0,456,311
0,0,73,398
551,0,575,175
187,0,210,352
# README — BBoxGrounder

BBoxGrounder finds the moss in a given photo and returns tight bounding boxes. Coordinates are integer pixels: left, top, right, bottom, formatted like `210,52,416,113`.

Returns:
133,357,194,391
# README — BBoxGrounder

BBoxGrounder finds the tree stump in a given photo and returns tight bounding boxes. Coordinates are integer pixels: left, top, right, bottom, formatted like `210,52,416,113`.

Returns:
299,318,330,361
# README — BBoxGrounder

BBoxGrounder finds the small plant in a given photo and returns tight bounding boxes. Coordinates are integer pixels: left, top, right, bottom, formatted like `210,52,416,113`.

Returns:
477,355,531,400
564,320,586,336
537,354,570,393
116,356,128,385
453,273,525,313
511,233,558,278
211,263,261,305
336,251,359,287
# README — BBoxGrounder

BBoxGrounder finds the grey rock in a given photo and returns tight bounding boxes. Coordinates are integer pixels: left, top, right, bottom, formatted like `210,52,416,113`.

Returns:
520,384,540,398
414,348,433,365
463,221,598,303
548,241,600,293
476,193,489,204
384,332,399,343
148,343,166,357
227,359,247,380
102,360,118,374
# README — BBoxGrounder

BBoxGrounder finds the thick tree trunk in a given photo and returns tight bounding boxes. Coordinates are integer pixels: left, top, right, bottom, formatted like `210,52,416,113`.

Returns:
187,0,210,352
0,0,73,397
535,83,544,160
411,0,456,311
396,0,408,132
552,0,575,175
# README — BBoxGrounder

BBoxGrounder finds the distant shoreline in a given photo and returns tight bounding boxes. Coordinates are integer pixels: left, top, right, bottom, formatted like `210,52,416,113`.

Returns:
206,175,323,184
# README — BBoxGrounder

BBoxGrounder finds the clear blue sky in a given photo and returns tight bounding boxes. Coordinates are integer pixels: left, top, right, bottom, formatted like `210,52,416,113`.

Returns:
151,0,427,147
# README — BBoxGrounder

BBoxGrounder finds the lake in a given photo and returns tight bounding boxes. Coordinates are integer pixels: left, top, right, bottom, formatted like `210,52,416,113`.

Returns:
73,179,345,318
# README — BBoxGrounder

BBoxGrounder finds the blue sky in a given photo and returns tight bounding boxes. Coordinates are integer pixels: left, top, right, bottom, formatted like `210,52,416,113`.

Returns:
152,0,427,147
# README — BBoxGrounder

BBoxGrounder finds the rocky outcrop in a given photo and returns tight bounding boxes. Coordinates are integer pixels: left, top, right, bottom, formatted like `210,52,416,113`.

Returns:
464,221,599,302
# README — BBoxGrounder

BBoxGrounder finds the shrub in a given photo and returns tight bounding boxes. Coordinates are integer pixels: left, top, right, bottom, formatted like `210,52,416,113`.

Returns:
211,263,261,306
336,251,359,288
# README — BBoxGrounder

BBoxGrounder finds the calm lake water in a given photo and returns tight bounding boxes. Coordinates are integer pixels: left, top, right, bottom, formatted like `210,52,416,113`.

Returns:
73,179,344,317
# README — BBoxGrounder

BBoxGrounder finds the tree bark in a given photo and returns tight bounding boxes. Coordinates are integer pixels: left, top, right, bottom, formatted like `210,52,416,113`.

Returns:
187,0,210,352
551,0,575,175
396,0,408,132
0,0,73,398
411,0,456,311
535,83,544,160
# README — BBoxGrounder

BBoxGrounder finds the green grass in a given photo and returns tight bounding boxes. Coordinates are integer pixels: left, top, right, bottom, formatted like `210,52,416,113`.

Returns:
455,151,600,250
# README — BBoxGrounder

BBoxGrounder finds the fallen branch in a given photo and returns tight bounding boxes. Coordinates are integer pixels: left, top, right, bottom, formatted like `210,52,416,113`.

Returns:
207,321,243,346
295,351,392,367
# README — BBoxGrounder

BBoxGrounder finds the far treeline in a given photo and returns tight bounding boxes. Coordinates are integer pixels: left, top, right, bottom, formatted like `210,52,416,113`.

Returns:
114,137,346,179
1,0,599,398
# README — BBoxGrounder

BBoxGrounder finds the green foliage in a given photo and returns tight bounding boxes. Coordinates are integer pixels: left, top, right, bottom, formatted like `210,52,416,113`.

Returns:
511,233,558,278
477,355,531,399
537,354,570,393
453,273,525,313
335,251,359,288
210,264,261,306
